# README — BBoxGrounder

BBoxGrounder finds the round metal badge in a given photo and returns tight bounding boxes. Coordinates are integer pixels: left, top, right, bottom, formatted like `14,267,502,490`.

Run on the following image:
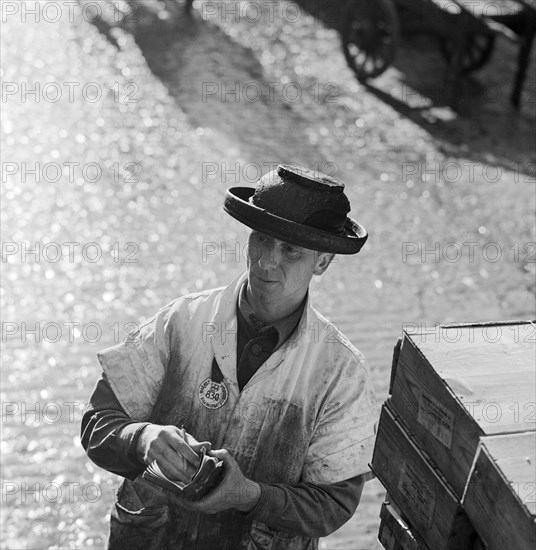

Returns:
198,378,229,409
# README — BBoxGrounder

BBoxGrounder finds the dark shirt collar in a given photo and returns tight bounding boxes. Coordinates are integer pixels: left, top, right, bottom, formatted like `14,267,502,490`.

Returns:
237,281,307,349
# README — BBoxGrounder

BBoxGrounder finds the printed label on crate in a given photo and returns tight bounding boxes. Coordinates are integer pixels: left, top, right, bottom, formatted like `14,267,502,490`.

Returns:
417,390,455,449
398,462,436,529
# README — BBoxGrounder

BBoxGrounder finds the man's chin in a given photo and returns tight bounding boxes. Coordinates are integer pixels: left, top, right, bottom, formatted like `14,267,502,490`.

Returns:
251,282,279,297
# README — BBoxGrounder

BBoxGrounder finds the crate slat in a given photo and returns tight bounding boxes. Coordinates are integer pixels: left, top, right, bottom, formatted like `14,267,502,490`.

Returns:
378,501,424,550
463,432,536,550
372,403,475,550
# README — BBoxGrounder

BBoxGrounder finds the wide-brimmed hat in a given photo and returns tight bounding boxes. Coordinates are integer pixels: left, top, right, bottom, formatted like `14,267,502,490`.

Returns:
223,164,368,254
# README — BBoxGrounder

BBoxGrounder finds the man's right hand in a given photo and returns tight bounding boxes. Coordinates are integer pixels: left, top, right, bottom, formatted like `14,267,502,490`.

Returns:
136,424,212,484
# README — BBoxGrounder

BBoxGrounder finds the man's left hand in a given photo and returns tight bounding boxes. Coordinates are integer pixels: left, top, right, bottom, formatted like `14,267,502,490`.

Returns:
170,449,261,514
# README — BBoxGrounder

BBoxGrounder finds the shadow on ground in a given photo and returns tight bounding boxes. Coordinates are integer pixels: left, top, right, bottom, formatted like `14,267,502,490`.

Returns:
87,0,535,176
294,0,536,172
84,0,331,166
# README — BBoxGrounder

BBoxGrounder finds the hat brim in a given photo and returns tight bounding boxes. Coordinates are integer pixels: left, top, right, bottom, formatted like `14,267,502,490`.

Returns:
224,187,368,254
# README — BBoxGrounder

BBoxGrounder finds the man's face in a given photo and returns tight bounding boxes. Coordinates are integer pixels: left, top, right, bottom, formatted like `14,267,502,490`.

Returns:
246,230,332,310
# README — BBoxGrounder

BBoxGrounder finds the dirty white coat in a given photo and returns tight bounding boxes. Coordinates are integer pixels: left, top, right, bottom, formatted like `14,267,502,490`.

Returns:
99,271,377,550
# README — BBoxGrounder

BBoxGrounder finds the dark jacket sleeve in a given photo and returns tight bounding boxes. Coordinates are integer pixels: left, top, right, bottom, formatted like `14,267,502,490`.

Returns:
80,374,150,480
245,476,365,538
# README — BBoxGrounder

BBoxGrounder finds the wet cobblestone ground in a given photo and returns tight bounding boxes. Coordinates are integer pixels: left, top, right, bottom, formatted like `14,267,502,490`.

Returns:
1,1,535,548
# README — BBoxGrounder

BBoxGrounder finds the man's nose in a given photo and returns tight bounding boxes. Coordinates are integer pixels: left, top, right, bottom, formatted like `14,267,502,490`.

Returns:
258,244,281,270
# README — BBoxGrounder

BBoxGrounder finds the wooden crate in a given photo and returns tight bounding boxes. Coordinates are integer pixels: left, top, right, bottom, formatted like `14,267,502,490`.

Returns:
390,321,536,497
378,500,424,550
372,403,476,550
378,499,488,550
463,432,536,550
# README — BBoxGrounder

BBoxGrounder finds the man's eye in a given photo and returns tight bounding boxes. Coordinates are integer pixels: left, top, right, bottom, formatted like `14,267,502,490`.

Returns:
284,246,300,258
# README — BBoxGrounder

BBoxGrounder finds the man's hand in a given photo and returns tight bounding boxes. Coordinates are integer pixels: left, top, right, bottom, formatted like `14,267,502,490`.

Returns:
171,449,261,514
136,424,211,483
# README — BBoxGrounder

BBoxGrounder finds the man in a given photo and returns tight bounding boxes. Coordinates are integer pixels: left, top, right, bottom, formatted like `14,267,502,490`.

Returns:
81,164,377,549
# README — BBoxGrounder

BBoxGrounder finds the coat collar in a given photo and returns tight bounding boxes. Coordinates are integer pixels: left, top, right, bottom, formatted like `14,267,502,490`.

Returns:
209,271,317,390
237,280,307,351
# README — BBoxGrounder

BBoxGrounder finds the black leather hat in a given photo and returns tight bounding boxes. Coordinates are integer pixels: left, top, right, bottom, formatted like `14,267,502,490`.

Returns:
223,164,368,254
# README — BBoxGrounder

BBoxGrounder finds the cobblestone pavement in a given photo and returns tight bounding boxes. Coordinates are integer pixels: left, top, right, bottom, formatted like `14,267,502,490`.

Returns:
1,1,535,548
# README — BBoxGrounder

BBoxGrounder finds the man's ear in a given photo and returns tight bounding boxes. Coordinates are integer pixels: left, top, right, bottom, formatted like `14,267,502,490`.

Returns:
313,253,335,276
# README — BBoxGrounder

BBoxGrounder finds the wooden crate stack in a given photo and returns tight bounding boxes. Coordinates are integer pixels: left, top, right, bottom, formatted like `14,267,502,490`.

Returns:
371,321,536,550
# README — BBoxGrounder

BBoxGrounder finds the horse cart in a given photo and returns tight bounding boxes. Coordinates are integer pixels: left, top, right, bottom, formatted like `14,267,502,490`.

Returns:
341,0,536,106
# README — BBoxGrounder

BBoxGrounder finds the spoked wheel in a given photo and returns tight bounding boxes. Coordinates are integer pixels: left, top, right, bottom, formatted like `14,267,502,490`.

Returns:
439,33,496,73
342,0,400,81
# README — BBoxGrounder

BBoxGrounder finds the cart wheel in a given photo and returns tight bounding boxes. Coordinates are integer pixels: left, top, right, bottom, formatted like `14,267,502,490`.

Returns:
439,33,495,73
342,0,400,81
